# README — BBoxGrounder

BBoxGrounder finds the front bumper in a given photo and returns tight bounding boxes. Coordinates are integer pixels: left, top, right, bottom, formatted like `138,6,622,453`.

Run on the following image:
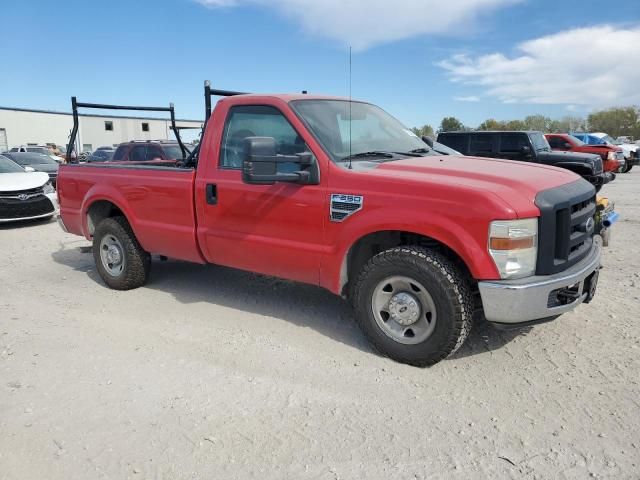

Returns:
478,243,601,325
586,172,614,186
0,193,58,223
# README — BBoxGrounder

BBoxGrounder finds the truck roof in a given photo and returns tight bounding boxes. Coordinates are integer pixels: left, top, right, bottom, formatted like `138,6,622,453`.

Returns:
217,93,357,104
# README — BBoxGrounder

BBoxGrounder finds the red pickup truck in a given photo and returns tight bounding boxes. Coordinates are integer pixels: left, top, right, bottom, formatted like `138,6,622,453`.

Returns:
545,133,624,174
57,86,602,366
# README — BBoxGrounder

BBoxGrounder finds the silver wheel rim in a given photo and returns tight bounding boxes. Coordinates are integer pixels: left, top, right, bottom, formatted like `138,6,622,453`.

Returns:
99,234,125,277
371,275,437,345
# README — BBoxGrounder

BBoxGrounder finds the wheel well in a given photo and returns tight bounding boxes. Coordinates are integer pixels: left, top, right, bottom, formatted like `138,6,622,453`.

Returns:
341,231,473,297
87,200,125,236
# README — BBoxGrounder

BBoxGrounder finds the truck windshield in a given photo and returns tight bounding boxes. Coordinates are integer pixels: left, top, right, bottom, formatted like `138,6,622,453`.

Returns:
530,132,551,152
290,100,428,163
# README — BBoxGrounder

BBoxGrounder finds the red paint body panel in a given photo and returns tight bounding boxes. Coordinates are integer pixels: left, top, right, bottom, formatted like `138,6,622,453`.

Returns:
545,133,622,172
58,94,584,296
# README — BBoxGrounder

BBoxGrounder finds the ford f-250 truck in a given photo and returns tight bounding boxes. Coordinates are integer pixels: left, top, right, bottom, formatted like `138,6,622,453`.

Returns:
57,84,603,366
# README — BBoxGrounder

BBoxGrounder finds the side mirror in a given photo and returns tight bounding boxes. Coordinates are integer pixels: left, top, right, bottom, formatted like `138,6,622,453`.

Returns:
521,145,531,155
242,137,317,185
24,166,36,172
563,143,572,149
421,135,434,148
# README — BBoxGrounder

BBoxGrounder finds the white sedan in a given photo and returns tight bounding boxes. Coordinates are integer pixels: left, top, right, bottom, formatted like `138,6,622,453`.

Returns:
0,155,59,223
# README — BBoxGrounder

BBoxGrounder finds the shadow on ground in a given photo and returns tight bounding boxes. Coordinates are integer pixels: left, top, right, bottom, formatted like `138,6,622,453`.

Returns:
0,217,54,230
52,244,529,364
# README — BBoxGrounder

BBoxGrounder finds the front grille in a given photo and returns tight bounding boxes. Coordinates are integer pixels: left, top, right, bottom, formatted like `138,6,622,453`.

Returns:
0,186,44,198
0,195,54,219
593,156,603,174
536,180,596,275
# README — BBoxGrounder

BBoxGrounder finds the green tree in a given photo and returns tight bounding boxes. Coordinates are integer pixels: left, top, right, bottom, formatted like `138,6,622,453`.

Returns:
477,118,505,130
439,117,465,132
504,119,527,131
523,115,552,132
410,124,435,138
588,107,639,138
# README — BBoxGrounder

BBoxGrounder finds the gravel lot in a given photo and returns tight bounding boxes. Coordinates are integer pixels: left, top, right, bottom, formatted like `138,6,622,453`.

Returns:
1,171,639,480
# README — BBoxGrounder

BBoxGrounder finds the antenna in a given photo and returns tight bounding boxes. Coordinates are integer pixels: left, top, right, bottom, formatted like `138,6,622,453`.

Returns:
348,45,353,170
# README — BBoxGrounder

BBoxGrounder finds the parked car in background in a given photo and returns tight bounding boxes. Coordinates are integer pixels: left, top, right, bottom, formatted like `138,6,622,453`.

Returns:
86,148,116,163
420,136,461,155
0,155,58,222
10,145,65,164
3,152,60,187
111,141,189,163
572,133,639,173
437,131,611,191
545,133,624,174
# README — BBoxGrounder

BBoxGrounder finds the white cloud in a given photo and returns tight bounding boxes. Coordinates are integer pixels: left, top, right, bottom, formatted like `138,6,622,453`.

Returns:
439,25,640,107
453,95,480,102
196,0,519,50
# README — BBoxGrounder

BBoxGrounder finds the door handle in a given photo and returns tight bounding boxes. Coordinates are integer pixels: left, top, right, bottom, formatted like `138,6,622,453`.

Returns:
206,184,217,205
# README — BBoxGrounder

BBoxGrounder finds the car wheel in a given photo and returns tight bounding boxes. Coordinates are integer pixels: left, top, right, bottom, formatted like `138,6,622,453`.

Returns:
351,246,473,367
93,216,150,290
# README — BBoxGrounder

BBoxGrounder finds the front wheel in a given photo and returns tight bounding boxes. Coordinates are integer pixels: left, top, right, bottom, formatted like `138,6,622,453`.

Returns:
351,246,473,367
93,216,151,290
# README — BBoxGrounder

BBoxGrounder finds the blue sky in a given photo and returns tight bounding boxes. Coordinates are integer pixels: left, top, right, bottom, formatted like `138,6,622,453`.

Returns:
1,0,639,129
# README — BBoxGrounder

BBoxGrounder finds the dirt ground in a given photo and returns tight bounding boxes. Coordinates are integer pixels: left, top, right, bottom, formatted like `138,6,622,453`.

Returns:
1,172,639,480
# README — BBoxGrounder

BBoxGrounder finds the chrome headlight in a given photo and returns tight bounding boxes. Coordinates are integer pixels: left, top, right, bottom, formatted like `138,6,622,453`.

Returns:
43,182,55,194
488,218,538,279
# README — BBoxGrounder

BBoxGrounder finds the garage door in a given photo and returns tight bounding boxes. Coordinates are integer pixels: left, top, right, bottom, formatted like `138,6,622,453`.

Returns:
0,129,7,153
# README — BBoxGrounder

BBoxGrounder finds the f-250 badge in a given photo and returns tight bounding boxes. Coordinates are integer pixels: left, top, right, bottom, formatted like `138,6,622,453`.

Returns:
330,193,363,222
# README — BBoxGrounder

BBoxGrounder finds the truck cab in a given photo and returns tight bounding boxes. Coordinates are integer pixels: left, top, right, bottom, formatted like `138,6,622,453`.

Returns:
57,87,605,367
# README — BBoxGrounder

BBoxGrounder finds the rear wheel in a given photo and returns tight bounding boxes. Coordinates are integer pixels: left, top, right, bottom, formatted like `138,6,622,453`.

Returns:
351,246,473,367
93,216,150,290
624,164,633,173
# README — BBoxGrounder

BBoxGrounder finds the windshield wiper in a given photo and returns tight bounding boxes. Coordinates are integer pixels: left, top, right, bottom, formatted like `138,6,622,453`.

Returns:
340,151,395,161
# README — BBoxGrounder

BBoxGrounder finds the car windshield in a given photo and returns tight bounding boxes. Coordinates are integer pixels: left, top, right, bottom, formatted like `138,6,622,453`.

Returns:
290,100,429,162
8,153,58,165
568,135,585,146
530,132,551,152
27,147,50,154
0,155,25,173
602,135,620,145
94,150,114,159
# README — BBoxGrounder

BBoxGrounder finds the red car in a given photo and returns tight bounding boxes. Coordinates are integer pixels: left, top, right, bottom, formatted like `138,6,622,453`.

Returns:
546,133,624,173
57,85,602,366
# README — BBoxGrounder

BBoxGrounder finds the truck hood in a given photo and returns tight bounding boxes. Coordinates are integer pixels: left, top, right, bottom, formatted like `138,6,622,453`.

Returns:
366,155,582,216
0,172,50,192
537,150,600,163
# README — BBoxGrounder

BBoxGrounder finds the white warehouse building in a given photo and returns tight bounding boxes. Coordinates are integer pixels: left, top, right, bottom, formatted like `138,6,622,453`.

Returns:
0,106,203,154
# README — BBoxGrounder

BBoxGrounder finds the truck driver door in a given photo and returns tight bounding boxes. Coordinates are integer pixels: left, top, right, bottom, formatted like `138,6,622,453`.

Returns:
195,104,326,286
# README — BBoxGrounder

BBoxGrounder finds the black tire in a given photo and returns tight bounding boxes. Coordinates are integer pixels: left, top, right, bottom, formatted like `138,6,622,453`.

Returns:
624,164,633,173
595,184,602,193
351,246,473,367
93,216,150,290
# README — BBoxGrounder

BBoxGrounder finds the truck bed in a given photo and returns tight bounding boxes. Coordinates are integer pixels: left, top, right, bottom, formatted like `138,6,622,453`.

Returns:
58,163,205,264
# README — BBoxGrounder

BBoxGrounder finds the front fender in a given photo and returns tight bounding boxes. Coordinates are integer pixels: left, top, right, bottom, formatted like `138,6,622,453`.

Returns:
320,211,500,295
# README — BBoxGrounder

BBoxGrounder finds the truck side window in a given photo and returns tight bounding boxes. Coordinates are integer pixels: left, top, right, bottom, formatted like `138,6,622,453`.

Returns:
548,136,567,149
470,134,494,154
220,105,309,171
499,134,529,153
